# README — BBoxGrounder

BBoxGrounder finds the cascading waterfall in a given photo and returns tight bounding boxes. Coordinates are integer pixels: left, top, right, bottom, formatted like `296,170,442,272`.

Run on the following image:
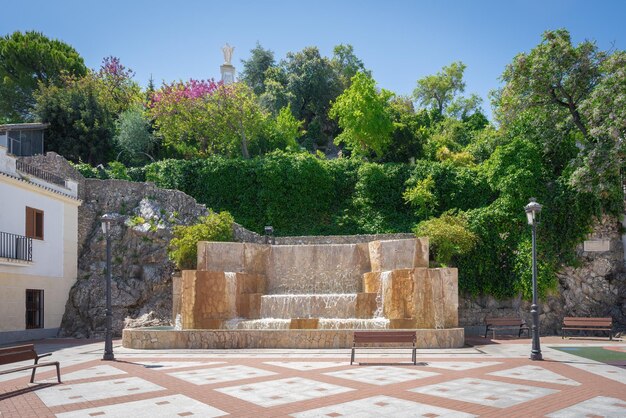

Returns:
260,294,358,319
373,271,391,318
224,272,238,318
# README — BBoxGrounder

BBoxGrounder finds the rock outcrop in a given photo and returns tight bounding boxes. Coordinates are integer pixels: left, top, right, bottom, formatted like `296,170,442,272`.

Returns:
60,179,208,337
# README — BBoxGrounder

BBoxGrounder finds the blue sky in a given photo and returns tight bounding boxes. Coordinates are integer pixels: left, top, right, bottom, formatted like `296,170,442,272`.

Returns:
3,0,626,119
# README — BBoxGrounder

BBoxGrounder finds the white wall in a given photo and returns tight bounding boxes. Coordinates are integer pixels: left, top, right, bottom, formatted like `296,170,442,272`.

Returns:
0,181,64,277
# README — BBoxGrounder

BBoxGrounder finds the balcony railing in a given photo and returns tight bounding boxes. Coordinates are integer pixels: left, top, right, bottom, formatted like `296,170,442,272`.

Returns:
16,160,66,187
0,231,32,262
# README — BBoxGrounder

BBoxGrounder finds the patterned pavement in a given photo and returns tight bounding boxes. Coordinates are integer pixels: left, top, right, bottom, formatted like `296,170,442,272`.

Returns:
0,336,625,417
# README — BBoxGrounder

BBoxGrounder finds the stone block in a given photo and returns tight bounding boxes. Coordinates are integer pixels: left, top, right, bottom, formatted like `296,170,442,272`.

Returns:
355,293,377,318
171,273,182,322
362,272,380,293
583,239,610,252
266,243,371,294
368,238,428,272
290,318,319,329
236,272,266,294
389,318,416,329
382,269,416,320
181,270,238,328
243,243,269,275
198,242,245,272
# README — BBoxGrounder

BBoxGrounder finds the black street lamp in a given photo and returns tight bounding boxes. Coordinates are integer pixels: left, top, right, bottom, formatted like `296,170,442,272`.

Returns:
524,198,543,361
100,213,118,361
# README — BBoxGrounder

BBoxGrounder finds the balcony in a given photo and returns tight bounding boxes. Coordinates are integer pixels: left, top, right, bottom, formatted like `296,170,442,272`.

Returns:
16,160,66,187
0,231,32,264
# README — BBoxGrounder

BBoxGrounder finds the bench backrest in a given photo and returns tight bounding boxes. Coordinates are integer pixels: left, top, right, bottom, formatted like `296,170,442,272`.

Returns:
563,317,612,327
485,317,525,326
0,344,37,365
353,331,416,343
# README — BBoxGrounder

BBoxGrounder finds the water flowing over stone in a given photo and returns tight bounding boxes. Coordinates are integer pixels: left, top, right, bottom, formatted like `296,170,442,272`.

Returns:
260,294,358,319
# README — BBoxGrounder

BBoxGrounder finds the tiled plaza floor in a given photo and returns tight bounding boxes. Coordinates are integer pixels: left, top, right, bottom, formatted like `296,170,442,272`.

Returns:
0,336,625,417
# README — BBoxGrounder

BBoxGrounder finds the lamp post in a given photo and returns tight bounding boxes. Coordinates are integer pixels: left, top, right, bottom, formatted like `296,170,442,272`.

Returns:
264,226,274,245
524,198,543,361
100,213,118,361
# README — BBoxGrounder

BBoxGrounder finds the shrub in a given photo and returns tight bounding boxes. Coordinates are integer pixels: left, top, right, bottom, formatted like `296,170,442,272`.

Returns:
414,212,477,266
168,211,234,269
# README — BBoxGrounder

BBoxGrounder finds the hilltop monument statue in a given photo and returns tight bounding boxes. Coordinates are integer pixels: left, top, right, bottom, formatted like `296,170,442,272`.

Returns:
220,43,236,84
222,43,234,65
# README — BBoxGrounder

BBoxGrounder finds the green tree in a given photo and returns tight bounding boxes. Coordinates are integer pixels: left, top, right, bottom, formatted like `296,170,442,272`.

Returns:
261,46,341,148
495,29,625,198
413,61,466,115
210,83,268,158
381,98,431,163
151,80,268,158
97,56,142,114
270,104,304,150
34,73,116,164
403,174,436,219
331,44,369,90
240,42,275,96
329,72,394,157
114,105,156,165
0,31,87,122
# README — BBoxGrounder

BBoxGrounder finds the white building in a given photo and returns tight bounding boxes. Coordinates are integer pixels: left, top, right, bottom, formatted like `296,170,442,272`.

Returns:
0,145,81,343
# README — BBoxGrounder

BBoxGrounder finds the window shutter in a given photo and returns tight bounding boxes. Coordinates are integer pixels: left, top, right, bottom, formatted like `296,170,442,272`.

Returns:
35,210,44,240
25,207,34,238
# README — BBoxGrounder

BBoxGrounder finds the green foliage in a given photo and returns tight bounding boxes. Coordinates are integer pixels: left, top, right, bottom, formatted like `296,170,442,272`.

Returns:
260,46,342,148
495,29,626,199
151,81,268,158
413,61,466,115
331,44,369,90
35,73,116,164
330,72,394,158
168,211,234,270
114,105,156,165
106,161,130,180
0,31,87,123
252,104,304,155
240,42,275,96
403,175,436,219
414,212,477,266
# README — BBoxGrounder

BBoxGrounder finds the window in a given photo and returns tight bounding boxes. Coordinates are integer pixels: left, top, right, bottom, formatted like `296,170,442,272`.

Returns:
25,207,44,240
25,289,44,329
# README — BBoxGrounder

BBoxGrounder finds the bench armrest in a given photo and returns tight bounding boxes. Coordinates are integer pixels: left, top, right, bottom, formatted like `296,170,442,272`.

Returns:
36,353,52,363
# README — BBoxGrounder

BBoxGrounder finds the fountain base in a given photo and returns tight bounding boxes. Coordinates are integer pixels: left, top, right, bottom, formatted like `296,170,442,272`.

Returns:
122,327,464,349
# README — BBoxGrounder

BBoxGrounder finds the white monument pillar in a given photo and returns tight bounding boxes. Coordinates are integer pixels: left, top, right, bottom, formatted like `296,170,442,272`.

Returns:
220,43,236,84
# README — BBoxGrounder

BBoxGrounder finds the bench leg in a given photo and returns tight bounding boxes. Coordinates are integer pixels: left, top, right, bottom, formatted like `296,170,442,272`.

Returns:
30,367,36,383
350,347,355,365
412,346,416,365
484,326,489,339
56,362,61,383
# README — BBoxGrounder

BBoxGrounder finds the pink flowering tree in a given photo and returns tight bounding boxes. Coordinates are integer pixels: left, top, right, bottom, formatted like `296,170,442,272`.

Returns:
97,56,141,114
150,80,268,158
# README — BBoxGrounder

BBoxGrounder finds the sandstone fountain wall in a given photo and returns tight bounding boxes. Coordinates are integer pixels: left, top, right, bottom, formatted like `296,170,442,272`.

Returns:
123,237,465,349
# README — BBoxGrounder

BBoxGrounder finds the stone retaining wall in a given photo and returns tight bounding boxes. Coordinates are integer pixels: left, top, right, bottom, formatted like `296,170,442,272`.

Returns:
122,327,465,349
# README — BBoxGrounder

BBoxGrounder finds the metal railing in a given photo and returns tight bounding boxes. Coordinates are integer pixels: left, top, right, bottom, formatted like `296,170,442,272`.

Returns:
16,160,66,187
0,231,32,262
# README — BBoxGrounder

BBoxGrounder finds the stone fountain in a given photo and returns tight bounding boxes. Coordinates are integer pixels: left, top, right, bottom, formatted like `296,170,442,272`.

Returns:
122,237,464,349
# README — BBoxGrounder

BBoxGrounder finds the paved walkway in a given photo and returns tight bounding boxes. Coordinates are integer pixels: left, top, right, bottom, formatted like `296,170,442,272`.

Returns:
1,336,625,417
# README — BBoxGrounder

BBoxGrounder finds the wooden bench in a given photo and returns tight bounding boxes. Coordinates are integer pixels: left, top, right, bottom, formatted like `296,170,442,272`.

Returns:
351,331,417,365
562,317,613,340
0,344,61,383
484,317,529,339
